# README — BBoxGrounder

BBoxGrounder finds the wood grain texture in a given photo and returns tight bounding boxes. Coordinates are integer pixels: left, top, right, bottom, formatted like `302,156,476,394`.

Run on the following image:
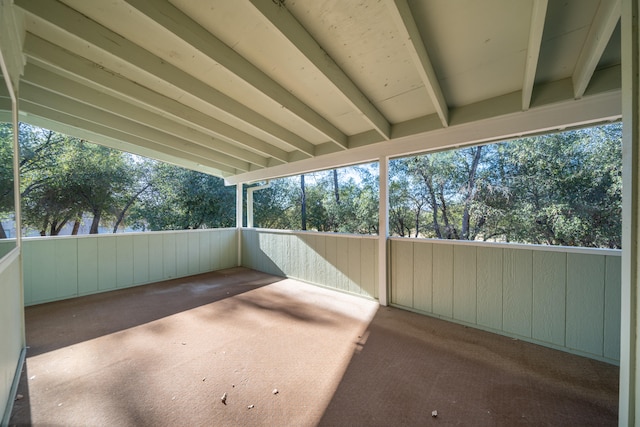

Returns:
532,251,566,346
476,246,503,330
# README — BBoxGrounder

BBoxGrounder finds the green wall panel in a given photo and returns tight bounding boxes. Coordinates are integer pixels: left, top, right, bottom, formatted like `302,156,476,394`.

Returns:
413,242,432,313
391,241,413,307
566,253,605,356
532,251,566,346
476,246,503,330
453,245,477,323
175,233,189,277
98,237,117,291
77,237,98,295
360,238,376,298
116,235,134,288
162,233,177,279
133,234,150,285
503,249,532,338
432,244,454,318
148,234,164,282
605,255,621,361
23,230,238,306
55,238,78,298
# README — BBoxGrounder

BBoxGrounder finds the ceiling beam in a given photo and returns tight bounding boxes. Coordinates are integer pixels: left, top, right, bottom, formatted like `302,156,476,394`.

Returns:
15,0,316,157
226,89,621,184
522,0,548,111
20,105,229,177
22,63,270,169
125,0,345,152
23,34,290,164
386,0,449,127
572,0,621,99
21,83,248,173
248,0,391,142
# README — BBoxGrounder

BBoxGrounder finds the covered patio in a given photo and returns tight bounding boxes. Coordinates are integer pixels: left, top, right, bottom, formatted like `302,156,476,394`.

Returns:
0,0,637,425
10,267,618,426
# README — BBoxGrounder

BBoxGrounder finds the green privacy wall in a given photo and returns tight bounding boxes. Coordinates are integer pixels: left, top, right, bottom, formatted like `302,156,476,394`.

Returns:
241,229,378,299
0,250,24,422
22,229,238,306
389,238,621,364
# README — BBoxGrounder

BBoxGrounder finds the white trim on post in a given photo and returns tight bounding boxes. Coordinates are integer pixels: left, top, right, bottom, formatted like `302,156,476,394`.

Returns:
620,0,638,424
236,183,243,266
378,156,389,306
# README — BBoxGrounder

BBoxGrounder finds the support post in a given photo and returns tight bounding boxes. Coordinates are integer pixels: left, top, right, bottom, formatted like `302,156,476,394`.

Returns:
378,156,389,306
246,181,270,228
620,0,639,425
236,183,243,267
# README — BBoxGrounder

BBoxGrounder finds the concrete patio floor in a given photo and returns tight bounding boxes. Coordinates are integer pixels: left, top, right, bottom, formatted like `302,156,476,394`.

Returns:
9,267,618,426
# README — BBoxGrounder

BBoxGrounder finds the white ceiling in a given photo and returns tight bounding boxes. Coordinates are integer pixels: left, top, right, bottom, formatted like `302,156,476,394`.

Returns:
1,0,622,183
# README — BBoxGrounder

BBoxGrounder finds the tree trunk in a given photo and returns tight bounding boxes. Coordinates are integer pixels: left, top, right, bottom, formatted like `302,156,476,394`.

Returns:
89,210,101,234
300,174,307,231
425,180,442,238
0,222,6,239
71,218,81,235
333,169,340,204
112,183,151,233
461,146,483,240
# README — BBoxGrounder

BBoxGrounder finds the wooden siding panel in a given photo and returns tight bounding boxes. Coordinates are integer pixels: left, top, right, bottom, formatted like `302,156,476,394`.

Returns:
162,233,177,279
348,238,362,294
55,238,78,298
324,236,338,290
336,238,349,291
188,232,200,275
97,236,117,291
476,246,503,330
29,239,56,302
360,238,376,298
22,242,33,305
566,253,605,356
413,242,432,312
432,244,454,318
133,234,150,285
199,231,211,273
604,255,621,361
532,251,566,346
503,249,532,338
77,237,98,295
116,235,134,288
392,241,414,307
453,245,477,323
175,233,189,277
148,234,164,282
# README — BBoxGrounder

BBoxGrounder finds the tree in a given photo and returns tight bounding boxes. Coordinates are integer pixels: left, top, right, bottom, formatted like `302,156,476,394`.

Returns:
130,162,235,230
0,123,15,238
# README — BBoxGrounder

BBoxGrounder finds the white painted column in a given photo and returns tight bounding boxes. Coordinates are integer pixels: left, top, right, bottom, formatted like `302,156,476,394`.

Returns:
236,183,243,266
620,1,639,425
378,156,389,306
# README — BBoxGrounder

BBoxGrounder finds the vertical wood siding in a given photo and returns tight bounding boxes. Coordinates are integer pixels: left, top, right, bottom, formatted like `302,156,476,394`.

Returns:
389,238,621,364
22,229,238,306
241,229,378,299
0,251,24,421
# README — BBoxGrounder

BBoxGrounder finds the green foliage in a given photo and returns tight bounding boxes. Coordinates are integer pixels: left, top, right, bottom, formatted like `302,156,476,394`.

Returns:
252,165,379,234
130,162,235,230
389,123,622,248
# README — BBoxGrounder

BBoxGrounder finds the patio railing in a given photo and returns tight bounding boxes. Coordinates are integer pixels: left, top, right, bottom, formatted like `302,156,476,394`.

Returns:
389,237,621,364
241,228,378,299
11,229,621,363
20,228,238,306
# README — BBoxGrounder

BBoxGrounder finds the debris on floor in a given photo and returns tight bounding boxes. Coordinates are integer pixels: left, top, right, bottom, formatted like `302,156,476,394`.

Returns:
15,394,23,401
272,389,279,395
248,404,254,409
221,392,227,405
432,410,438,418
